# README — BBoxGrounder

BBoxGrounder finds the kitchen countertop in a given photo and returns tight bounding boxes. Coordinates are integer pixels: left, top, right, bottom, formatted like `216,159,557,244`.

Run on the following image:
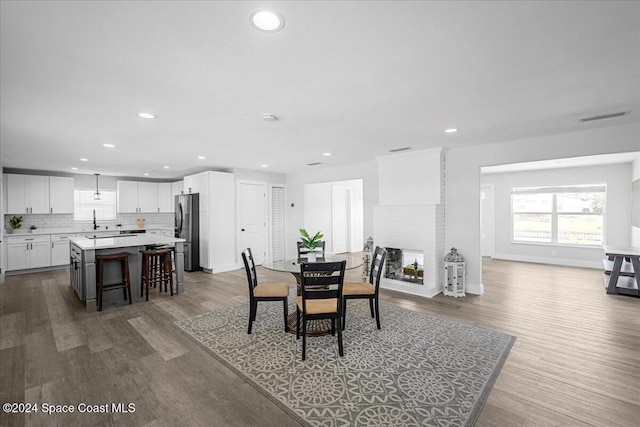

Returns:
5,226,174,237
69,233,185,251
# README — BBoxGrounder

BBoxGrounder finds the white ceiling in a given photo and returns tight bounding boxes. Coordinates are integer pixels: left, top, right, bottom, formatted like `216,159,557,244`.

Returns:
1,1,639,179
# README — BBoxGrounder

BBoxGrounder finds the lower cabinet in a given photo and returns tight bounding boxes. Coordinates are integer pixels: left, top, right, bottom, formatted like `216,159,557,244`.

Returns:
7,235,51,271
51,234,76,266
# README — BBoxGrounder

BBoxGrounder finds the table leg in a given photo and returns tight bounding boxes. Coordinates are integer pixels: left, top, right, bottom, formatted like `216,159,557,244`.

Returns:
606,256,623,294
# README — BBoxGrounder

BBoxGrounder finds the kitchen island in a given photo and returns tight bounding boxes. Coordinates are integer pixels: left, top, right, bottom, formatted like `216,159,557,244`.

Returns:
69,233,186,311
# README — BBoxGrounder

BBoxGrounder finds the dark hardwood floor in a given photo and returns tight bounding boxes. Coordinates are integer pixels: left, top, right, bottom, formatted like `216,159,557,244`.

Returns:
1,258,639,426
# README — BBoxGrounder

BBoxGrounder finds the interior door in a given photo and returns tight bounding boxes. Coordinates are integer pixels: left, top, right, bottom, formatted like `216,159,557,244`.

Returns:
238,182,268,264
332,186,350,254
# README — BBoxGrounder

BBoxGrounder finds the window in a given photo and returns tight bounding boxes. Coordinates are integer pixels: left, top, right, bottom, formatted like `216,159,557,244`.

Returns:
511,185,605,246
74,190,116,221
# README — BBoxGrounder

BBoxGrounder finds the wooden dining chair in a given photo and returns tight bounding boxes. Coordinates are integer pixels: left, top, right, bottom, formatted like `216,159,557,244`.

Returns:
241,248,290,334
296,260,346,360
342,246,387,330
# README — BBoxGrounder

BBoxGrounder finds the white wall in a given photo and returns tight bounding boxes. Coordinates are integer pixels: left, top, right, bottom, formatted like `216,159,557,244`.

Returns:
482,163,632,268
632,154,640,247
303,179,363,254
286,161,377,259
447,122,640,292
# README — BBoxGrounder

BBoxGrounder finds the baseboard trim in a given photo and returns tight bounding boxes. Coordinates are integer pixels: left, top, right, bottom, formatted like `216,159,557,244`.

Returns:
467,282,484,295
492,253,601,269
5,264,69,276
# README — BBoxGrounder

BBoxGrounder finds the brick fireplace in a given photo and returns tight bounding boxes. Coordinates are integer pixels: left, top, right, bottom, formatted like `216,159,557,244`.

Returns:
373,148,446,297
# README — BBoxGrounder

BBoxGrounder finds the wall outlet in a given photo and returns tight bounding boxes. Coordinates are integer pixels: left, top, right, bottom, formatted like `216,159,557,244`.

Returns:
551,250,557,256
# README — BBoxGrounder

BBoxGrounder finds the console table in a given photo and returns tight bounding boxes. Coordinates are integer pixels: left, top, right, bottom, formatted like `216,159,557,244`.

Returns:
603,245,640,297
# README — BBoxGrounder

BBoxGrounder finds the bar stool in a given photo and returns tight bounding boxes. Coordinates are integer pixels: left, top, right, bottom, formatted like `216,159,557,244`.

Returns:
146,244,177,292
141,249,174,300
96,252,132,311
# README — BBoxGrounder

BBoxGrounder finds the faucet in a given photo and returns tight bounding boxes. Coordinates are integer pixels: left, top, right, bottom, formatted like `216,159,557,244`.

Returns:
93,209,100,230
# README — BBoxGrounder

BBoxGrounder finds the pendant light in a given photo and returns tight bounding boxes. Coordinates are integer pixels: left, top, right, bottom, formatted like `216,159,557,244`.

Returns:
94,173,101,200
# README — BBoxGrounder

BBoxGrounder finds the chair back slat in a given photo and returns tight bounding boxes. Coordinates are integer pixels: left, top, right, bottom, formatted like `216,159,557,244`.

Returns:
241,248,258,293
300,261,346,303
297,241,326,258
369,246,388,291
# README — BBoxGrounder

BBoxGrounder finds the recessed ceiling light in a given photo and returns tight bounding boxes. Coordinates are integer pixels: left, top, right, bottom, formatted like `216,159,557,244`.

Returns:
138,112,157,119
250,9,285,32
103,143,115,148
71,167,78,170
261,164,269,168
80,158,88,162
163,166,170,169
143,173,149,176
444,128,458,133
323,152,332,156
197,156,206,160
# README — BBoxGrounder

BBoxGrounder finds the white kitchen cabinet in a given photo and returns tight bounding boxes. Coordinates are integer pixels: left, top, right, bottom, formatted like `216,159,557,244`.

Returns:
183,171,235,272
51,234,75,266
49,177,74,214
157,182,173,213
117,181,161,213
6,235,51,271
171,180,183,197
116,181,140,213
183,172,209,212
138,182,159,212
5,174,50,214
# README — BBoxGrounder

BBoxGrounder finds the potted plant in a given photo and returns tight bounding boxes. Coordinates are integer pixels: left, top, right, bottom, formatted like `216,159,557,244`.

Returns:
8,215,23,233
30,225,37,233
299,229,323,261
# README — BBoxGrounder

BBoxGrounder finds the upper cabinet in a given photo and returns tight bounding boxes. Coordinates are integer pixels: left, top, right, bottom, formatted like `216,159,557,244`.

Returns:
138,182,159,213
116,181,140,213
117,180,171,213
157,182,173,213
5,174,51,214
49,177,74,214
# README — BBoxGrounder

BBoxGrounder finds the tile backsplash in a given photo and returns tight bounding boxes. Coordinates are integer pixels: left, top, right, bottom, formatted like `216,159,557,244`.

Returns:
4,213,174,231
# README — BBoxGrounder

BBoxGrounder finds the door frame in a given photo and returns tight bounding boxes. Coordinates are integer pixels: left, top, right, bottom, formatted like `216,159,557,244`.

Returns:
236,180,269,265
480,183,495,258
331,185,352,254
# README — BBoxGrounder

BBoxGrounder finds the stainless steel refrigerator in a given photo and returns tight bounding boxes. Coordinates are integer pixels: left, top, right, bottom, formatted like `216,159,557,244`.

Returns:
175,194,201,271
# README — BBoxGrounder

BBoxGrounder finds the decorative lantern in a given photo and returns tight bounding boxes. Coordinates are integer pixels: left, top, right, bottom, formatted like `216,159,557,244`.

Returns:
444,247,466,297
362,237,374,281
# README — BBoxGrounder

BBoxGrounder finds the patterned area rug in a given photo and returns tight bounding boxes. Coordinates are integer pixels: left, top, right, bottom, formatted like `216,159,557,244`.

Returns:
175,298,515,427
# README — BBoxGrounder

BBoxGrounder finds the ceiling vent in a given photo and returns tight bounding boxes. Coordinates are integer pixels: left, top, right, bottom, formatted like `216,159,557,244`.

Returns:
580,111,630,122
389,147,412,153
307,162,322,166
262,113,277,121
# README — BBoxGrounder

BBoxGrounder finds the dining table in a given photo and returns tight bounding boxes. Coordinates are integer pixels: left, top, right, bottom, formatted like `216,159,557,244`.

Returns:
262,254,363,335
603,245,640,297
